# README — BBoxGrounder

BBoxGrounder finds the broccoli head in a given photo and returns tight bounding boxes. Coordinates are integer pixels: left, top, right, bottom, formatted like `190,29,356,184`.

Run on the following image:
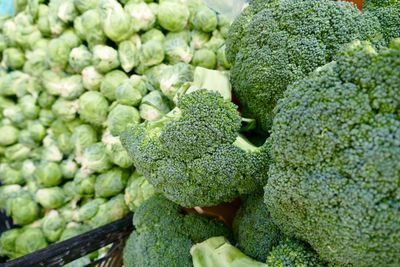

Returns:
123,195,232,267
233,193,283,262
121,68,270,208
363,0,399,9
267,238,324,267
227,0,385,133
265,40,400,267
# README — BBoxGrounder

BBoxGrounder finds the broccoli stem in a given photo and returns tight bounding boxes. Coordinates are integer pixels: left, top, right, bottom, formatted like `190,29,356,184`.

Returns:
234,135,260,153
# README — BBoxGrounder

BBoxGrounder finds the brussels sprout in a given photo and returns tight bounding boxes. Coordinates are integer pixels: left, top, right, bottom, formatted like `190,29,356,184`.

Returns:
192,5,218,32
3,105,26,127
107,104,140,136
0,229,21,259
2,48,25,69
140,28,165,43
0,185,22,209
99,0,134,43
190,30,210,50
28,121,46,143
95,168,129,198
0,34,6,54
6,191,40,225
38,92,56,109
69,46,92,73
18,129,36,147
157,1,190,32
41,143,64,162
60,159,78,179
60,223,90,241
89,194,128,228
56,132,74,155
102,131,132,168
34,162,62,187
42,210,66,242
159,63,193,100
192,48,216,69
139,90,171,121
59,201,79,222
216,45,230,69
164,35,193,64
57,0,78,23
125,2,156,32
41,70,64,96
204,34,225,52
80,143,112,174
52,98,79,121
47,38,72,70
71,124,98,158
59,75,84,100
74,9,107,49
19,95,40,120
124,172,155,212
0,164,24,185
59,29,82,49
78,91,109,126
81,66,103,91
115,75,147,107
92,45,120,73
74,0,99,13
75,198,106,223
23,48,49,77
139,40,165,68
4,144,31,162
0,125,19,146
100,70,128,101
37,5,51,36
21,160,37,181
63,181,78,201
15,228,47,257
118,40,140,73
73,170,96,196
35,187,66,209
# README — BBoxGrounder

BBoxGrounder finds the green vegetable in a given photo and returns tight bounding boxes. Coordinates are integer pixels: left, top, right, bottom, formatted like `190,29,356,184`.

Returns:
157,1,190,32
118,40,140,73
115,75,147,107
81,66,104,91
138,90,171,122
42,210,66,242
69,45,92,73
6,191,40,225
92,45,120,73
265,40,400,267
34,162,62,187
100,70,128,101
124,172,155,212
0,125,19,146
107,104,140,136
35,187,66,209
78,91,109,126
190,236,268,267
94,168,129,198
79,143,112,174
192,48,216,69
15,228,47,258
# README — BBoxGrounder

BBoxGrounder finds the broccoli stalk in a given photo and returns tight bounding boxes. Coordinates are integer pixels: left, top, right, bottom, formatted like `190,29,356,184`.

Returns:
190,236,268,267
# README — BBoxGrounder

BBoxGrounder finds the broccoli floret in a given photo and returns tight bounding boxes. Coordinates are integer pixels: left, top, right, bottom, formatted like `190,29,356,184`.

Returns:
267,238,324,267
233,193,283,262
123,195,232,267
364,2,400,44
227,0,385,133
265,40,400,267
363,0,399,9
121,68,270,207
190,236,269,267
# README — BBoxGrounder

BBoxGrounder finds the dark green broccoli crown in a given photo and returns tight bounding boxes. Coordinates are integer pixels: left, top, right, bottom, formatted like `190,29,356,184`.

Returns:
228,0,385,133
265,40,400,267
364,3,400,44
267,238,324,267
364,0,400,9
123,196,232,267
233,193,283,262
121,90,270,208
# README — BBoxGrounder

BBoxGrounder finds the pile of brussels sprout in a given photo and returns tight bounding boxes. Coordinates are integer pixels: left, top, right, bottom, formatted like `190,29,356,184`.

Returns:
0,0,231,262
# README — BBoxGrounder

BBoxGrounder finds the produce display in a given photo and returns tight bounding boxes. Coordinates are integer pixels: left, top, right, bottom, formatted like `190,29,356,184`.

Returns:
0,0,399,266
0,0,231,264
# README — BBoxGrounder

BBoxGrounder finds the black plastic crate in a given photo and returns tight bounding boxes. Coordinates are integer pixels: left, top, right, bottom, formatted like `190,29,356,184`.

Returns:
0,211,134,267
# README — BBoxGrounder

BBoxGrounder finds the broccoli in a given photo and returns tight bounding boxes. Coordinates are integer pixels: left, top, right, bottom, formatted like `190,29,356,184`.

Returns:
267,238,324,267
233,193,283,262
265,40,400,267
227,0,385,133
191,236,268,267
363,0,399,9
121,68,270,208
364,1,400,44
123,195,232,267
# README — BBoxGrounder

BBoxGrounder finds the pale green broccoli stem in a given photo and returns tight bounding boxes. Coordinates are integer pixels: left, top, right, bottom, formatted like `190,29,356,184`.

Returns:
190,236,268,267
234,135,260,153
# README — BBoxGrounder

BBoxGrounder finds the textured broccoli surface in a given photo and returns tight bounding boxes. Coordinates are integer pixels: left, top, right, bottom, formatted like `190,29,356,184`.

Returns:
265,40,400,267
267,238,324,267
123,195,232,267
363,0,399,9
227,0,385,133
233,193,283,262
364,2,400,44
121,72,270,208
